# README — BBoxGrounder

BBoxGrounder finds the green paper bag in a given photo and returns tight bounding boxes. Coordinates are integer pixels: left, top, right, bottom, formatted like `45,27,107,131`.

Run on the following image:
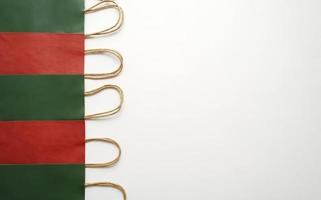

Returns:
0,75,123,121
0,165,126,200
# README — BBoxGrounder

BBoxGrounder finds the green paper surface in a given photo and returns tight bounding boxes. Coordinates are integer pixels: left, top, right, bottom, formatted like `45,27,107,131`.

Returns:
0,0,84,33
0,75,84,121
0,164,85,200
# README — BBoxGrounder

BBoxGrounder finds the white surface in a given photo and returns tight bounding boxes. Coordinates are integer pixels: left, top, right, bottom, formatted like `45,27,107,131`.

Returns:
84,0,321,199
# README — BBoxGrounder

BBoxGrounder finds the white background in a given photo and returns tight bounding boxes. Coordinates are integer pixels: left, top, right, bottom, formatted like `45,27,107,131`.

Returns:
84,0,321,199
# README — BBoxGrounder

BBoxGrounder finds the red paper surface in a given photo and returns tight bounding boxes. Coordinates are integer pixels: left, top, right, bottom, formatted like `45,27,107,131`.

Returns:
0,32,84,74
0,121,85,164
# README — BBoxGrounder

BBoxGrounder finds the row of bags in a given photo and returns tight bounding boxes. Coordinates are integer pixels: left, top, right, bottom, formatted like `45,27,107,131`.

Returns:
0,0,127,199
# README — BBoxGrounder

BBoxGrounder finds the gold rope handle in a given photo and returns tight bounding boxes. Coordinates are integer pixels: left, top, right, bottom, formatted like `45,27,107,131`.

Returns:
84,49,123,80
85,182,127,200
85,85,124,119
86,138,121,168
85,0,124,38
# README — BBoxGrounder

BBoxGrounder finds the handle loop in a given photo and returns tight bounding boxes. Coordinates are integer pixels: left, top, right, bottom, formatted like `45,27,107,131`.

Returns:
85,49,123,80
86,138,121,168
85,182,127,200
85,0,124,38
85,85,124,119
